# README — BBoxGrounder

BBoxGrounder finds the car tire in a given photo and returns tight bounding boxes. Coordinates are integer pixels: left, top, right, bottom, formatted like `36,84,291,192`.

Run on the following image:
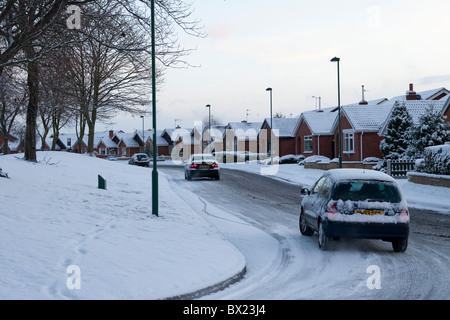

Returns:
299,210,314,236
392,238,408,253
318,220,332,250
215,174,220,180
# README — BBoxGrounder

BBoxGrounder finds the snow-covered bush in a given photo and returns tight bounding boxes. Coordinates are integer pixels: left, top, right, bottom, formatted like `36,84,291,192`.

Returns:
279,154,305,164
406,105,450,158
298,155,330,166
415,144,450,175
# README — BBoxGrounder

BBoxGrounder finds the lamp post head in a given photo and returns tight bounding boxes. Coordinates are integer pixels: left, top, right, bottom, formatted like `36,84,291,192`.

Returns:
330,57,340,62
206,104,210,108
266,87,272,92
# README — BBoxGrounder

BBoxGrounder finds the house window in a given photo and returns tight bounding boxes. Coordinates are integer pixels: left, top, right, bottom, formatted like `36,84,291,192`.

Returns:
100,148,106,155
304,136,313,153
343,131,355,153
122,147,126,156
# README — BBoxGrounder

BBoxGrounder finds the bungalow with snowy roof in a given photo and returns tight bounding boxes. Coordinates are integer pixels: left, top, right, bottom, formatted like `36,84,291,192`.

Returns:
202,125,227,155
223,121,262,155
144,129,171,158
259,117,302,157
95,130,118,158
297,108,338,159
165,127,203,161
378,84,450,137
330,99,392,162
112,131,142,158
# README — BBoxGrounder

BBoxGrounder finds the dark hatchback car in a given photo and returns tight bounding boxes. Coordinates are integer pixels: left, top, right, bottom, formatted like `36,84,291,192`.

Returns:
128,153,150,167
299,169,409,252
185,154,220,180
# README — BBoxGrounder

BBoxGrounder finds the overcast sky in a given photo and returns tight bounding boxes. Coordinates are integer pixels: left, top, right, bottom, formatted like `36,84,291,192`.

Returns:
111,0,450,133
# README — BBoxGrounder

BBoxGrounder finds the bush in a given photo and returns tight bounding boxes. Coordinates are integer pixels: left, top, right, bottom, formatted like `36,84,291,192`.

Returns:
416,144,450,175
279,154,305,164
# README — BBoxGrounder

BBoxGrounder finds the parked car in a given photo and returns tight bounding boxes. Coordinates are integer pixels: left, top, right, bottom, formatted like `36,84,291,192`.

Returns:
185,153,220,180
128,153,150,167
299,169,409,252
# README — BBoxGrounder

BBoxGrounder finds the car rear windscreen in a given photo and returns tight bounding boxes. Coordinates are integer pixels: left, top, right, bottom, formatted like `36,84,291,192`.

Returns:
332,181,401,203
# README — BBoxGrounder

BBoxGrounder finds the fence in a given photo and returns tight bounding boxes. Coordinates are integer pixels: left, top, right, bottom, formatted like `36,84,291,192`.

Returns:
386,159,416,178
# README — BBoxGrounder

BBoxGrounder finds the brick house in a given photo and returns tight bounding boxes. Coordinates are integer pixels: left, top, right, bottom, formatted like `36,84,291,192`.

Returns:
297,108,338,159
223,121,262,155
259,117,302,157
145,129,171,157
112,131,142,158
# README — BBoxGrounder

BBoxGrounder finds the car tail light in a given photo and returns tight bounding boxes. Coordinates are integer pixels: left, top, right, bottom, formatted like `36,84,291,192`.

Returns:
211,163,218,168
398,208,409,222
326,201,338,218
190,164,197,168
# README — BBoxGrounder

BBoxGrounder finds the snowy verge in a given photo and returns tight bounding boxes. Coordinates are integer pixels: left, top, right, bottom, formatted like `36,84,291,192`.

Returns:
0,152,245,299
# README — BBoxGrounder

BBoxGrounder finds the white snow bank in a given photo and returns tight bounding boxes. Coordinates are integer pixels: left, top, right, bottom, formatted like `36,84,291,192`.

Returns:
0,152,245,299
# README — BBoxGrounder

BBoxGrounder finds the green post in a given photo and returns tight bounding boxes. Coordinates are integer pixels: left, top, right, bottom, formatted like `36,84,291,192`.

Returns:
331,57,342,168
98,175,106,190
151,0,158,216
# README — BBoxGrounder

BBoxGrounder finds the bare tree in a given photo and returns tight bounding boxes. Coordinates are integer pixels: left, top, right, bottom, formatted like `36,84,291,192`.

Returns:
0,66,26,154
1,0,204,161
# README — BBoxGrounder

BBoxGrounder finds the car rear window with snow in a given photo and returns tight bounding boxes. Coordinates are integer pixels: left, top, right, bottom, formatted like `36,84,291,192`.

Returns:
332,181,401,203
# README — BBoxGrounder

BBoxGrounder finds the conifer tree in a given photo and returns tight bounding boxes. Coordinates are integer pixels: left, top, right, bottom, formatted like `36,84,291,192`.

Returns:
380,102,413,160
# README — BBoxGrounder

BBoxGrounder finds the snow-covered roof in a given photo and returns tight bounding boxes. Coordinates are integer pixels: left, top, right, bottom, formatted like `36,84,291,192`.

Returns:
263,117,301,137
96,137,117,148
378,98,450,136
340,103,393,132
389,87,449,102
227,121,262,141
301,109,338,135
114,131,141,148
144,130,169,146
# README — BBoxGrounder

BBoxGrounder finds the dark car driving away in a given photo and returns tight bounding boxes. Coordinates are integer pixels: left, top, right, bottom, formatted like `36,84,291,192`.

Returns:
185,153,220,180
299,169,409,252
128,153,150,167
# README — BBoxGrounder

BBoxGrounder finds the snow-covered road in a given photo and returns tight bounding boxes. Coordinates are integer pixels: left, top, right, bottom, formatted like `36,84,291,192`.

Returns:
162,166,450,299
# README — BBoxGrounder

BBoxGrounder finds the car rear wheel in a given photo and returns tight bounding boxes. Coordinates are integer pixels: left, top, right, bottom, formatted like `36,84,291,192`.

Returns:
299,211,314,236
318,220,332,250
392,238,408,253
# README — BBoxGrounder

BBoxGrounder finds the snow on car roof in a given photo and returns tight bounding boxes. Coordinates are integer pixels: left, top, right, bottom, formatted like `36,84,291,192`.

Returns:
324,168,397,183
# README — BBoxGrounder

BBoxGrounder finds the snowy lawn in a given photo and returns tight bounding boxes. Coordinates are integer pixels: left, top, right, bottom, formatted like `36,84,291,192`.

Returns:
0,152,245,299
220,162,450,214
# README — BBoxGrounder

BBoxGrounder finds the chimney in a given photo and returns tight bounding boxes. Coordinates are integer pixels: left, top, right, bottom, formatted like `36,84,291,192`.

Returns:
406,83,418,100
109,129,114,138
359,85,368,105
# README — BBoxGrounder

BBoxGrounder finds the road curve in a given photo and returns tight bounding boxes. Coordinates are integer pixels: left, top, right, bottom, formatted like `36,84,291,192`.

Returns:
161,166,450,300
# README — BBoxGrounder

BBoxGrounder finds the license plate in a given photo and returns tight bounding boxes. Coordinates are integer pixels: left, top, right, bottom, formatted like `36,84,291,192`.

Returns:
354,209,384,216
200,165,209,169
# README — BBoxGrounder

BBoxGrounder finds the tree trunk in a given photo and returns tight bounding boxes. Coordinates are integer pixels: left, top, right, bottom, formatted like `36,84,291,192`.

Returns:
24,46,39,162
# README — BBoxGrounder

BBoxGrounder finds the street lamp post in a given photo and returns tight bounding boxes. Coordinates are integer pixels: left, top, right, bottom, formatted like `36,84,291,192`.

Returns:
151,0,158,216
330,57,342,168
140,115,145,153
206,104,211,131
266,87,273,165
